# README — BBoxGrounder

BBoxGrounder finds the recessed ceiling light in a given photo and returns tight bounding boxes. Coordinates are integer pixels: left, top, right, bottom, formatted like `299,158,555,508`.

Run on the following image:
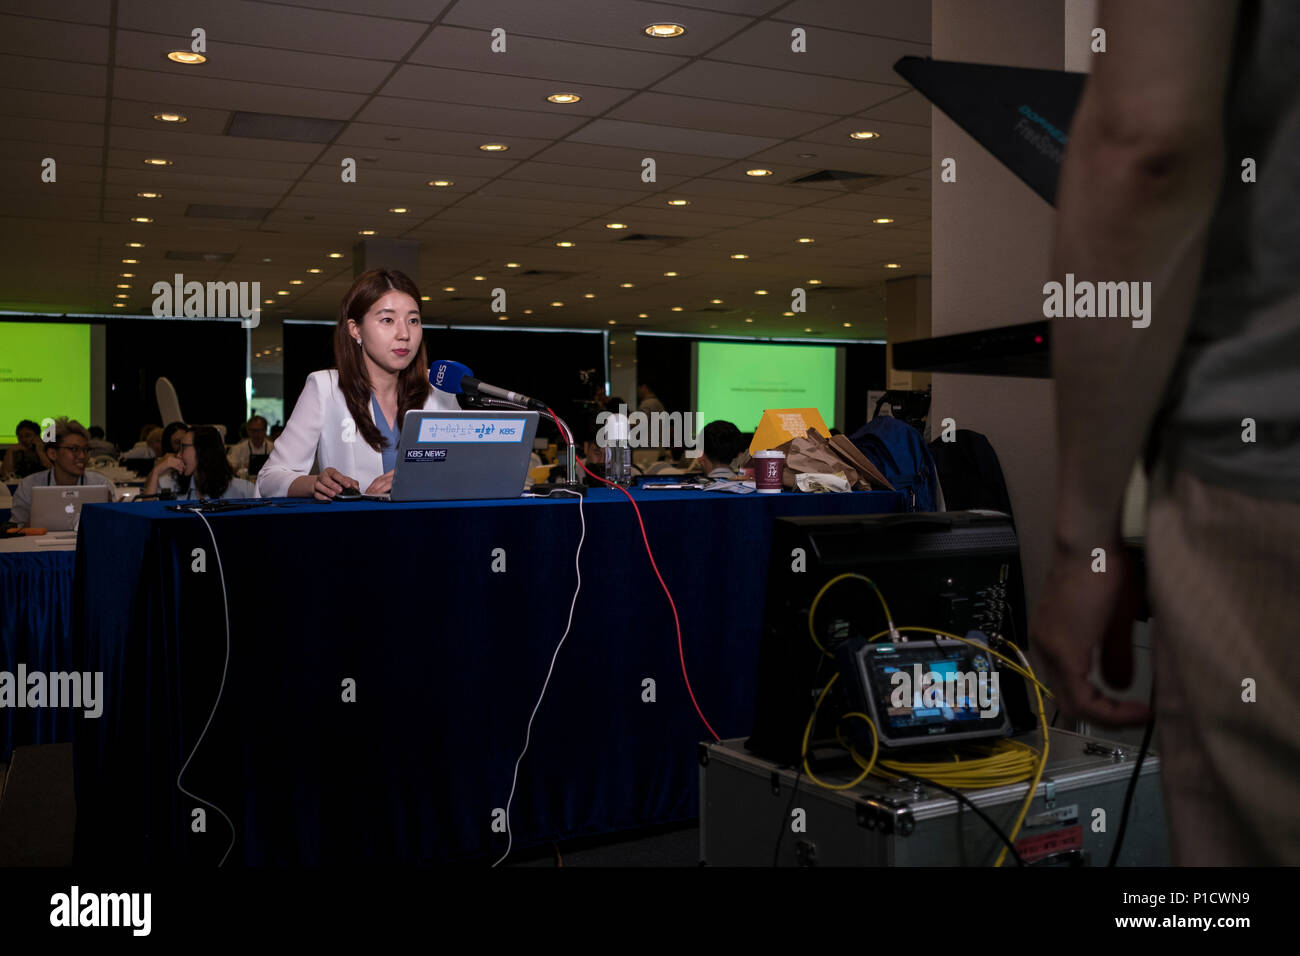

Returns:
550,301,563,307
120,272,134,277
506,262,520,268
745,318,754,323
143,158,171,166
637,313,648,319
808,279,822,285
663,271,678,277
850,131,880,140
667,199,690,206
784,311,795,316
730,253,748,260
289,279,303,285
796,237,814,243
605,222,627,229
843,322,852,327
167,50,205,64
523,309,533,314
473,275,485,281
583,293,596,299
388,207,408,214
126,242,144,248
262,258,272,263
277,290,289,295
670,306,683,312
797,152,817,159
443,286,455,292
328,252,343,258
608,320,616,325
113,302,125,307
745,168,773,177
116,283,130,289
479,143,509,152
547,93,581,104
420,295,430,301
115,293,128,299
804,328,812,332
555,241,575,248
885,263,901,269
153,112,187,124
307,268,322,274
428,179,454,187
499,315,509,320
358,229,376,235
619,282,634,288
264,299,273,305
121,258,137,264
710,298,722,304
872,218,894,224
136,191,162,199
644,22,686,38
130,217,152,223
754,289,768,295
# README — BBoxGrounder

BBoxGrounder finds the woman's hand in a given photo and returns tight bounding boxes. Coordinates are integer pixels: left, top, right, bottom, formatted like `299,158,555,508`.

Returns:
313,467,358,500
364,470,394,496
142,453,181,496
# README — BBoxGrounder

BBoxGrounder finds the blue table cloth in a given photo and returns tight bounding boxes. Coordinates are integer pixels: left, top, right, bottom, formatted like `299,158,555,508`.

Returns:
1,549,77,762
72,487,904,864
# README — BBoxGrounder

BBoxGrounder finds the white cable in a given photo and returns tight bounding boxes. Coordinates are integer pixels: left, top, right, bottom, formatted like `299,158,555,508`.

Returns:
175,509,237,867
492,488,585,868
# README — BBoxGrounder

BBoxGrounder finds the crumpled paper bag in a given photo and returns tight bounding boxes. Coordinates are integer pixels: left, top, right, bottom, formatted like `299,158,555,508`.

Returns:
795,472,853,493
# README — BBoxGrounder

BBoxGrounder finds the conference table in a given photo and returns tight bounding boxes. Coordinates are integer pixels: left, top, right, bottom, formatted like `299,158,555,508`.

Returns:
71,486,905,865
0,534,77,763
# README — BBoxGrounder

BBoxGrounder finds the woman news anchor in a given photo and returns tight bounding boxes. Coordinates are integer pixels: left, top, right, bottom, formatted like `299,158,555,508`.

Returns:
257,269,460,500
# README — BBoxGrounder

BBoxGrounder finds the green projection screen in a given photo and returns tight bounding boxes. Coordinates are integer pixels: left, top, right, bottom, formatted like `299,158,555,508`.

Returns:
0,322,91,444
694,341,840,434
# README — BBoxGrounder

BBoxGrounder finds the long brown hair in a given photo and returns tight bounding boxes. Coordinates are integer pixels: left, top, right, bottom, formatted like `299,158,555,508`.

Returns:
334,269,431,453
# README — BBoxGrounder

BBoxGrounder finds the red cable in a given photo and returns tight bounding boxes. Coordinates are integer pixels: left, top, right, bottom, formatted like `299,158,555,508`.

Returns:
549,407,721,742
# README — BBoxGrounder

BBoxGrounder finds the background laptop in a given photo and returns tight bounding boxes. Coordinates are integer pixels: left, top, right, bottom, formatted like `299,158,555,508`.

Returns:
29,484,111,531
389,410,539,502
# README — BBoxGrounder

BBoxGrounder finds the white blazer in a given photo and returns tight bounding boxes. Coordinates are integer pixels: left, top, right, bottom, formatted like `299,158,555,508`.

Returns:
257,369,459,497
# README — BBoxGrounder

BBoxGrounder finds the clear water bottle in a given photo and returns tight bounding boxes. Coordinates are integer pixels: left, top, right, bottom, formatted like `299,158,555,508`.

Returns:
604,412,633,487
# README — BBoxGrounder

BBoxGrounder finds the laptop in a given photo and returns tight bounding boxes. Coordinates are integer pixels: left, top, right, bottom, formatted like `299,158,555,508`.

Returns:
387,410,540,502
893,55,1086,206
29,483,112,531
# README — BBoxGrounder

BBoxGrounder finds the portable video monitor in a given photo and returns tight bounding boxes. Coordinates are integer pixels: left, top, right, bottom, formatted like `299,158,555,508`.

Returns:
29,483,112,530
389,410,539,502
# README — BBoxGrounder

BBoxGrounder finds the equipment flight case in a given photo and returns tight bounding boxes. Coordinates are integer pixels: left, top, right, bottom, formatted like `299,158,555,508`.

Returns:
699,728,1168,866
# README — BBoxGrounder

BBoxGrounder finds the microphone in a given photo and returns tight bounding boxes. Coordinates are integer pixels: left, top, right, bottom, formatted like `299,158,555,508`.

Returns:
429,359,474,395
462,377,548,411
430,360,547,412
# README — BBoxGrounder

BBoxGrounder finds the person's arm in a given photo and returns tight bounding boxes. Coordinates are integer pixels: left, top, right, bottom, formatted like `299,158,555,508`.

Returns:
1052,0,1239,549
258,375,327,498
1035,0,1240,724
143,454,181,496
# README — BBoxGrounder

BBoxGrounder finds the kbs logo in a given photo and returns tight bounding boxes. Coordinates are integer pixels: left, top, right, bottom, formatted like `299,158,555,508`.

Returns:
405,448,447,461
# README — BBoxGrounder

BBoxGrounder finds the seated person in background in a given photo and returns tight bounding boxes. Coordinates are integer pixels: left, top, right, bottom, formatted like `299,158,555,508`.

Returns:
4,419,51,478
122,423,162,459
257,268,460,500
144,425,254,500
227,414,275,477
86,426,117,458
10,418,117,525
161,421,188,457
697,420,743,479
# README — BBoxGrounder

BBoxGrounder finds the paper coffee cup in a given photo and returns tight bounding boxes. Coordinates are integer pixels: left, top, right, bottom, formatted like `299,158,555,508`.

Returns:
753,449,785,494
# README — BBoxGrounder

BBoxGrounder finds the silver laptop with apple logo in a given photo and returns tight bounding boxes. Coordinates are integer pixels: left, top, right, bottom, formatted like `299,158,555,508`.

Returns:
388,410,540,502
30,484,112,531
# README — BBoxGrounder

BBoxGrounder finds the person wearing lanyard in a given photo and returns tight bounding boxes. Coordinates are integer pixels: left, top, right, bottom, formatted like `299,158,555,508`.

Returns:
256,268,460,500
144,425,254,500
9,418,117,526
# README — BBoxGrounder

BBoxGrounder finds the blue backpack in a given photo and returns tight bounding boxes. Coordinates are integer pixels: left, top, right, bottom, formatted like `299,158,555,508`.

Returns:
847,416,941,512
